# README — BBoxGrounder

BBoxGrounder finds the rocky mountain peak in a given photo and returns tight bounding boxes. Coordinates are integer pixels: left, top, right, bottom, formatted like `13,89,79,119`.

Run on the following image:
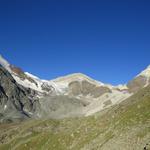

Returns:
1,54,150,120
52,73,105,87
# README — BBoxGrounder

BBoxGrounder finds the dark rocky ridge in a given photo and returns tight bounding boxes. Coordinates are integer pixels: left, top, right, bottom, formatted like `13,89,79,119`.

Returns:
0,65,40,123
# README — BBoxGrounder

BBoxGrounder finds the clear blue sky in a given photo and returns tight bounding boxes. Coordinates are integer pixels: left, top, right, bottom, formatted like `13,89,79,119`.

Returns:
0,0,150,85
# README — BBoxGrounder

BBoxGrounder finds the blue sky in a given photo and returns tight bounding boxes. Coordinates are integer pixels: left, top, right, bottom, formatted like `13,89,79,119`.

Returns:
0,0,150,85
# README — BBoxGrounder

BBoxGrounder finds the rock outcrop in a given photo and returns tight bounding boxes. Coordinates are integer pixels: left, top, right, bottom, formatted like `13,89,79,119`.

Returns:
68,80,112,98
0,65,40,122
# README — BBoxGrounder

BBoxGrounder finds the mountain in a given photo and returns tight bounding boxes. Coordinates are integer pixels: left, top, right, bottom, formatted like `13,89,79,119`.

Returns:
0,55,150,149
0,55,133,119
0,54,150,120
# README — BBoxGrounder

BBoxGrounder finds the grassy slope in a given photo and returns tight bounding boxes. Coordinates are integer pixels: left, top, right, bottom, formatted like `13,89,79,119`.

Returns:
0,86,150,150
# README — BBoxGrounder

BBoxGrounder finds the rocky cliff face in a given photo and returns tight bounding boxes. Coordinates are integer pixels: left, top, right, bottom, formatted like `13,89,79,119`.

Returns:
68,80,112,98
0,65,40,122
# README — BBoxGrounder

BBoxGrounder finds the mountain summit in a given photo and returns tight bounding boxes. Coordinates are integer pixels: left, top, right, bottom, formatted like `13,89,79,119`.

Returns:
0,55,150,121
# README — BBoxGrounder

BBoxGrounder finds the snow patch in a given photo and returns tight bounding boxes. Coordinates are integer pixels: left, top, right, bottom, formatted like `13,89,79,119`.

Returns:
25,72,39,79
12,75,43,92
0,55,11,72
4,105,7,110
